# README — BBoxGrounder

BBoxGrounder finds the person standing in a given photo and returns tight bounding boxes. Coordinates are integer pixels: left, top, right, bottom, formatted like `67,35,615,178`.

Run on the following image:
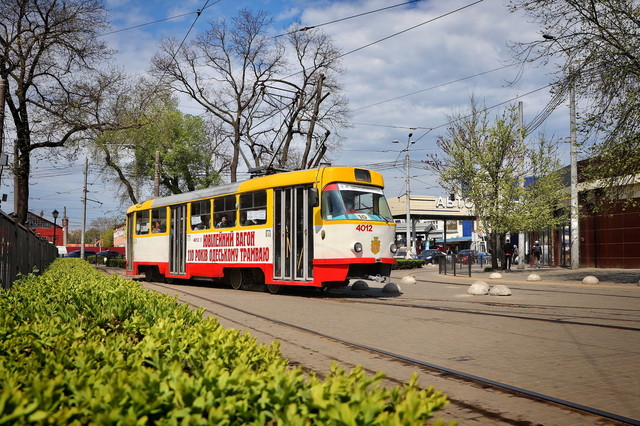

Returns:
503,239,515,271
532,240,542,268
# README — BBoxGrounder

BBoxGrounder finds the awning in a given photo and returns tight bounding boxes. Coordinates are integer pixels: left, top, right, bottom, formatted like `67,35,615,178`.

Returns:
435,236,472,243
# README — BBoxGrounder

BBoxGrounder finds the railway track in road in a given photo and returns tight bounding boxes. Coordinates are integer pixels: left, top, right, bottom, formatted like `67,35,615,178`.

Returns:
141,280,637,425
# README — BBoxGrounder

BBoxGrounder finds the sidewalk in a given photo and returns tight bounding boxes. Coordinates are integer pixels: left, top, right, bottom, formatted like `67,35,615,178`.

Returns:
406,263,640,287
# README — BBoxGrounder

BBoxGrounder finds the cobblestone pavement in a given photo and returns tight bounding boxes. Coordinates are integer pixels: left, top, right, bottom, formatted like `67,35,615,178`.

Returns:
390,264,640,424
103,265,640,424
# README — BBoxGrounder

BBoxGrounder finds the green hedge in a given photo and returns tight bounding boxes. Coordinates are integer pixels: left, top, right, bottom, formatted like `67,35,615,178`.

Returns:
392,259,426,270
85,256,126,268
0,259,451,424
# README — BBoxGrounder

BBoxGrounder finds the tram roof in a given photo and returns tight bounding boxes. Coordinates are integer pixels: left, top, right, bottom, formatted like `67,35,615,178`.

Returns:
126,167,386,213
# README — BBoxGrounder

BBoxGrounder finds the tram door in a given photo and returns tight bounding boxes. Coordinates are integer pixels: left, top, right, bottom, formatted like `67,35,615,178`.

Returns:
126,214,134,273
169,205,187,275
274,186,314,281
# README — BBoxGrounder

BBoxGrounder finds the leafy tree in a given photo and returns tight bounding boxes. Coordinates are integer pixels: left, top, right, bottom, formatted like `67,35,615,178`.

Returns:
89,217,117,247
508,0,640,208
431,98,567,269
151,9,347,181
0,0,128,224
96,90,228,204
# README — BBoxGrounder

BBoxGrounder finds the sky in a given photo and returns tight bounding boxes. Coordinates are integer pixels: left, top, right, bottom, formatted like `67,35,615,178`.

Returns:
1,0,573,230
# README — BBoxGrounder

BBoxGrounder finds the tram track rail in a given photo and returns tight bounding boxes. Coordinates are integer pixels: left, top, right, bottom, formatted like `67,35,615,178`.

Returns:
327,298,640,331
149,281,638,425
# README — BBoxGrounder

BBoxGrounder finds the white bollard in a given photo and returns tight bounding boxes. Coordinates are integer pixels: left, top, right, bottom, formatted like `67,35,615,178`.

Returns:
382,282,401,293
400,275,416,285
351,280,369,291
582,275,599,284
468,281,489,295
489,284,512,296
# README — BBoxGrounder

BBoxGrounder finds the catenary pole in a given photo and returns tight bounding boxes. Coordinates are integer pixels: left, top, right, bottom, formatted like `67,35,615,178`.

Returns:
518,101,526,269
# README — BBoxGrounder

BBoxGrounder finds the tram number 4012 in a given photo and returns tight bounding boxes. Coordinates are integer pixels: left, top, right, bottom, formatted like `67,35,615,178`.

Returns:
355,224,373,232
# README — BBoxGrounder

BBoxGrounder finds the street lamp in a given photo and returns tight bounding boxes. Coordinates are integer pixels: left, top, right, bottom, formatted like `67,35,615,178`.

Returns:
52,209,59,246
543,34,579,269
393,133,415,258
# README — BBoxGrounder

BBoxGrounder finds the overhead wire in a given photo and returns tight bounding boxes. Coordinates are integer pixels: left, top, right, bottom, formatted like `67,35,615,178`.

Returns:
272,0,425,38
336,0,484,60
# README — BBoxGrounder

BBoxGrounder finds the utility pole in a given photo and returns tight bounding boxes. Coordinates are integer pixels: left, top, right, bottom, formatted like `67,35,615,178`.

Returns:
81,158,88,259
569,67,579,269
517,101,526,269
154,150,160,197
543,34,580,269
394,133,414,258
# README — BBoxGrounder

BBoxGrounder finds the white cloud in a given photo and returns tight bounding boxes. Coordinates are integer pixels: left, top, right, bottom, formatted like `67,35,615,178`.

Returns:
5,0,574,229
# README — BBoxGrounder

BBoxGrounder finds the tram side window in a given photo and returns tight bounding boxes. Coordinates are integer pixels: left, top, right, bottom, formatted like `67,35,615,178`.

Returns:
240,191,267,226
136,210,150,235
151,207,167,233
190,200,211,231
214,195,236,228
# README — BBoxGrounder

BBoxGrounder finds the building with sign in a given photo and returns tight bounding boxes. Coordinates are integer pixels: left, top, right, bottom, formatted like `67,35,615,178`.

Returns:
388,194,480,254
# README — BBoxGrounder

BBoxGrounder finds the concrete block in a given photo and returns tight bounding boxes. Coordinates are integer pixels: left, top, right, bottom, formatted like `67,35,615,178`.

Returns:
489,284,512,296
582,275,599,284
401,275,416,285
382,282,401,293
489,272,503,279
351,280,369,291
527,273,542,281
468,281,489,295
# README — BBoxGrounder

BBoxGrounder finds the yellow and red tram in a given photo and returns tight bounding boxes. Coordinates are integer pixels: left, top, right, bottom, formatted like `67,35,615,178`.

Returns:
126,167,397,292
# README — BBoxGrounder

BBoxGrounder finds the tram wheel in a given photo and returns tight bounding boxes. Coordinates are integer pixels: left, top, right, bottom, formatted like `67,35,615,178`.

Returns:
145,266,162,282
229,269,243,290
265,284,281,294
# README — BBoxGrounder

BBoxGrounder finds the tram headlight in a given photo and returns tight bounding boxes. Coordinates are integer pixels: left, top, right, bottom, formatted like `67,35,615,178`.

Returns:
390,243,398,253
353,242,363,253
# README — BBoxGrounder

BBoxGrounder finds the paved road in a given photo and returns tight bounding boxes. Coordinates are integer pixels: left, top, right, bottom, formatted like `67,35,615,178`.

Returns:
106,265,640,424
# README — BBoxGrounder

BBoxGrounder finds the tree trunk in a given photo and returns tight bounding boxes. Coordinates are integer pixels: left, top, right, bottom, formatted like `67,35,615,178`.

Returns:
14,131,30,225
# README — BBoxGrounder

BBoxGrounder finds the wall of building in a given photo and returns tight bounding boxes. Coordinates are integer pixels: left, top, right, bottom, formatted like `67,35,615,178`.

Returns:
581,197,640,268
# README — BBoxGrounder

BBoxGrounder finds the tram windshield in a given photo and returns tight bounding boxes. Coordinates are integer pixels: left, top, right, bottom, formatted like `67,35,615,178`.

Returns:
321,183,393,222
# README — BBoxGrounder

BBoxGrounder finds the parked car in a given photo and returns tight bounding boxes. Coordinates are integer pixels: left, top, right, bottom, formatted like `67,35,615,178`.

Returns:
416,249,445,264
477,251,492,264
457,249,478,264
96,250,124,259
65,250,96,258
393,249,415,259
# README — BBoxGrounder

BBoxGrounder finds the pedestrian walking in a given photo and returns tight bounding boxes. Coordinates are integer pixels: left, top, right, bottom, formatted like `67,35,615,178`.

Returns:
532,240,542,268
503,239,515,271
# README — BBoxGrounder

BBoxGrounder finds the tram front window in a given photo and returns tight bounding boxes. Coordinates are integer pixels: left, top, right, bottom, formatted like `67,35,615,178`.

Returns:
321,183,393,222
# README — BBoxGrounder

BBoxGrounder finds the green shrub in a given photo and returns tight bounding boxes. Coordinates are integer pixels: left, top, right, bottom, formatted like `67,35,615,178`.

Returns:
392,259,426,270
0,259,451,424
106,257,125,268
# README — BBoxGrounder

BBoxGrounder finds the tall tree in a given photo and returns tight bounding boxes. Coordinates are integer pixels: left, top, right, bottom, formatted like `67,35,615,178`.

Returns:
260,25,350,170
151,9,347,181
508,0,640,207
96,90,229,204
152,9,284,182
0,0,123,224
431,98,567,269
